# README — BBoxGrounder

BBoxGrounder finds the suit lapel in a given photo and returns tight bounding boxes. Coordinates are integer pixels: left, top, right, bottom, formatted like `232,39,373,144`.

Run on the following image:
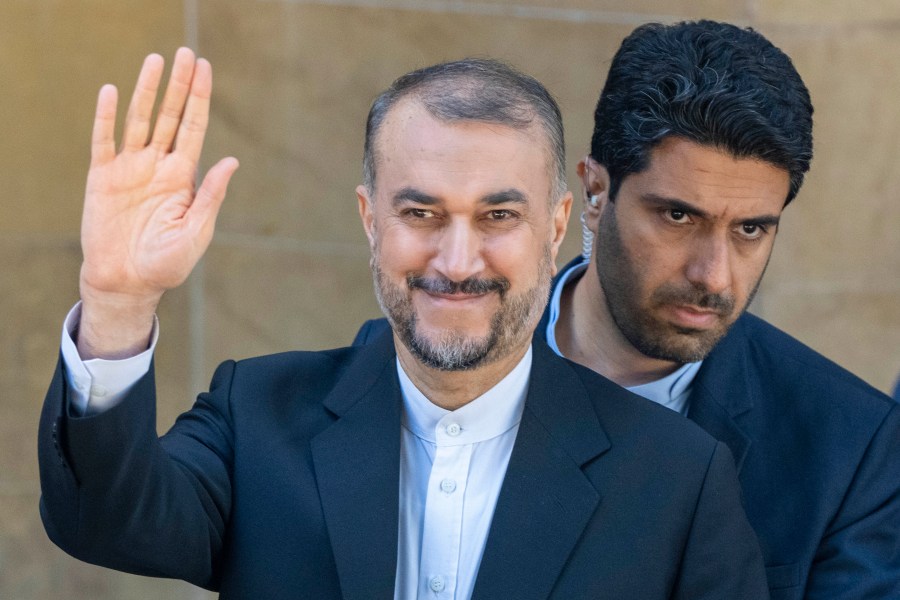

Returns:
311,330,401,600
473,343,610,600
689,315,756,473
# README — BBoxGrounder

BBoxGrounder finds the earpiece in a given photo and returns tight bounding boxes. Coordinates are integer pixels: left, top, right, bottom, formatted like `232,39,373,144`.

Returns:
580,211,594,260
581,194,600,260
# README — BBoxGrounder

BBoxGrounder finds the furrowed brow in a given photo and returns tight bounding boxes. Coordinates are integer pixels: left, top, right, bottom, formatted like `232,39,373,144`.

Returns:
641,193,711,219
642,193,781,227
741,215,781,228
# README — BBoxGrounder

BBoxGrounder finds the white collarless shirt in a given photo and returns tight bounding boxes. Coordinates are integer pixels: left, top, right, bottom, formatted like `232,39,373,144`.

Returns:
394,349,531,600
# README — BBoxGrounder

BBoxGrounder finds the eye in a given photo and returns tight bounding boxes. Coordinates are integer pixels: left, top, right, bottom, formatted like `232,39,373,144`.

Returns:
736,223,768,241
487,209,516,220
664,208,691,224
405,208,435,219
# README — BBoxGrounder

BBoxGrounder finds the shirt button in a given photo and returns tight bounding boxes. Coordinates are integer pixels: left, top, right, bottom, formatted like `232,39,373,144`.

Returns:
90,384,108,398
429,576,445,592
440,478,457,494
445,422,461,437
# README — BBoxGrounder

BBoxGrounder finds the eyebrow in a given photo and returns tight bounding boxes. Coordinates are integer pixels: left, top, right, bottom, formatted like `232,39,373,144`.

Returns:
640,193,781,227
392,188,437,207
391,187,529,208
482,189,528,206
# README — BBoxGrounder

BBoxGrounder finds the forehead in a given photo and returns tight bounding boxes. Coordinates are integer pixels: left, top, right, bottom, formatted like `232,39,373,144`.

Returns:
627,137,791,215
372,98,553,204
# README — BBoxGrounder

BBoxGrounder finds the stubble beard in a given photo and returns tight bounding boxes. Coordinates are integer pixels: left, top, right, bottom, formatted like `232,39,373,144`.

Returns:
594,204,764,364
372,247,552,372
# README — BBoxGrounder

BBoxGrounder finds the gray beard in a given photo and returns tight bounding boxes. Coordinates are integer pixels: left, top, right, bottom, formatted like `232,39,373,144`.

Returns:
371,249,552,371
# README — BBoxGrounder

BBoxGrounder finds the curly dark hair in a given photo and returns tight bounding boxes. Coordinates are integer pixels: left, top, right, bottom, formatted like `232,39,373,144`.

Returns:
591,20,813,204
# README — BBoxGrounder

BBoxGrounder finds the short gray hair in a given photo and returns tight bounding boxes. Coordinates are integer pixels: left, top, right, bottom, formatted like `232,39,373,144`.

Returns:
363,58,567,202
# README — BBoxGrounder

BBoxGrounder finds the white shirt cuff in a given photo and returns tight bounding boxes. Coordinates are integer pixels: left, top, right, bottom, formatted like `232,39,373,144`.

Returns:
61,302,158,416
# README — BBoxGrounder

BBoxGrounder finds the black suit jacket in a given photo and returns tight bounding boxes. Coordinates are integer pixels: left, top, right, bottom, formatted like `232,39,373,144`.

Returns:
39,329,768,599
354,257,900,599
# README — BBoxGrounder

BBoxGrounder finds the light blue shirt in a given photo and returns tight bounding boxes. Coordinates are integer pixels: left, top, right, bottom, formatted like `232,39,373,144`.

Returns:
545,259,702,415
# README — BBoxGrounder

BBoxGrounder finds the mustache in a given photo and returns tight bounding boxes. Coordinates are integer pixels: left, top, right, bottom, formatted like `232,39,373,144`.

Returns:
653,284,735,314
407,274,510,297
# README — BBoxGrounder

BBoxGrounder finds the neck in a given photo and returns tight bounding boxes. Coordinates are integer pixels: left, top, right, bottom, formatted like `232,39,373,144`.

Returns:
394,335,531,411
555,266,681,387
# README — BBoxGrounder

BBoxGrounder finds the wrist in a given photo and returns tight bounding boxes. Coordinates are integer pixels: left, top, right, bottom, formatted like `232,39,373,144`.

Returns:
76,285,162,360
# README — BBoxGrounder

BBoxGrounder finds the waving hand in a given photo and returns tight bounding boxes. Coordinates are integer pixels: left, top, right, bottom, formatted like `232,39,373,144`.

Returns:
78,48,238,359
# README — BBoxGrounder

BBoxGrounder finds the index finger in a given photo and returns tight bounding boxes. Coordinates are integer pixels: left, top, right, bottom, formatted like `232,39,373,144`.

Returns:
91,84,119,167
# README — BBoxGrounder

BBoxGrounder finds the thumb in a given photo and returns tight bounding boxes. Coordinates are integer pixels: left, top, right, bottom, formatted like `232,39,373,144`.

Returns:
187,156,239,242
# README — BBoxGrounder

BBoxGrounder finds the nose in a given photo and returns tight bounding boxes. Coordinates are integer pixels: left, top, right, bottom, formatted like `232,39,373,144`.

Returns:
432,219,486,283
684,233,732,295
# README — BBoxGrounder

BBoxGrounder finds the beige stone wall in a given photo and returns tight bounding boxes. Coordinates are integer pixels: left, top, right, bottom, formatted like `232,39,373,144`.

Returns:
2,0,897,597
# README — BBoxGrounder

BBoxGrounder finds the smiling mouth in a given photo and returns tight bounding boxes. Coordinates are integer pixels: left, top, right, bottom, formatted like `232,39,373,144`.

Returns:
418,289,494,304
407,274,510,298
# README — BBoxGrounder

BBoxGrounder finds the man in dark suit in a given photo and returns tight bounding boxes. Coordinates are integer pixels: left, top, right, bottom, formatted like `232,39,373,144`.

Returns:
39,50,768,597
355,21,900,600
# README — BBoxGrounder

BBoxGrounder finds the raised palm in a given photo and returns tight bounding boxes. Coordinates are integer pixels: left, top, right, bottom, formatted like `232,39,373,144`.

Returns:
77,48,238,358
81,47,238,303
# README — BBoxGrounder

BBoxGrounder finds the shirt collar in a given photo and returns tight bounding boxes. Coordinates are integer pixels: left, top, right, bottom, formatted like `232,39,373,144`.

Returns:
545,258,589,355
544,258,702,414
627,361,701,414
397,347,532,446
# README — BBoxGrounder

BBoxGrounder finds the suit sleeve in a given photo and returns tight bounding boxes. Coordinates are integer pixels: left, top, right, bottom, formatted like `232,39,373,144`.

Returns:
672,441,770,600
38,354,238,591
805,403,900,599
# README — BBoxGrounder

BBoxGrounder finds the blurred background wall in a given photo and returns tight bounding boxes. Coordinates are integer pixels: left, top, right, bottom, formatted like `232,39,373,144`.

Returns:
2,0,898,597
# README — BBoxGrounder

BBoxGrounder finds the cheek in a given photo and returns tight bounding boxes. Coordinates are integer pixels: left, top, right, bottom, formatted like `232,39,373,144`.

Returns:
644,244,686,282
377,227,435,272
623,205,697,264
734,252,771,297
626,219,676,265
482,231,544,280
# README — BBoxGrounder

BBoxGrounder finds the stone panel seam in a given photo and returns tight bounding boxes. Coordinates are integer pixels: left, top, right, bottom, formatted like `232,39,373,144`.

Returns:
213,232,370,258
188,0,204,417
745,0,760,24
754,19,900,37
765,281,900,294
189,261,206,398
184,0,199,49
0,482,40,495
250,0,688,25
0,234,79,247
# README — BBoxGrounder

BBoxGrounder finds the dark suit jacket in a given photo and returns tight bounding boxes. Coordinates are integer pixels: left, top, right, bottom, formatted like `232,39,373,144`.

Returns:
354,258,900,599
39,329,768,599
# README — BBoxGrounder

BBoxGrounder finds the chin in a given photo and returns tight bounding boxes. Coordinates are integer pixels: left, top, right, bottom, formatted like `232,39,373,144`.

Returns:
654,328,729,363
417,321,492,344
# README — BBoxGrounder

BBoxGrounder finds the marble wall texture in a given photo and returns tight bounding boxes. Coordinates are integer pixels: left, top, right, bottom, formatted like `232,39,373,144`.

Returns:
2,0,898,597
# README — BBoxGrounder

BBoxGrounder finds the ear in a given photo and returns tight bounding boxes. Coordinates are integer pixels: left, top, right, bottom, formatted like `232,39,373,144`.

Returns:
356,184,377,250
577,156,612,231
549,191,573,276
